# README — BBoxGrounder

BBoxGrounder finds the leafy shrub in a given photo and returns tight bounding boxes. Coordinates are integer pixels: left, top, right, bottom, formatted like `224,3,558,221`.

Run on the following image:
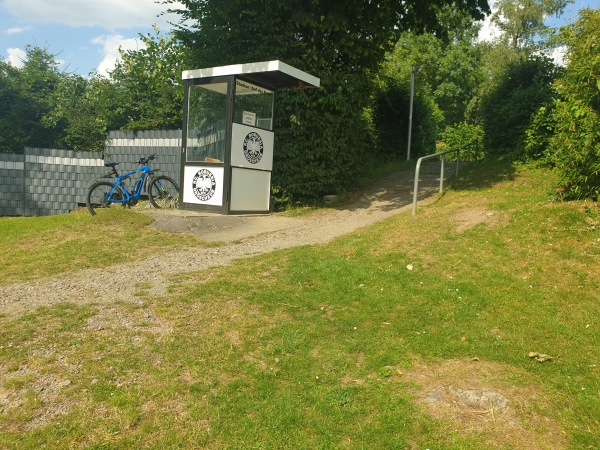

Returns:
272,73,375,200
479,55,560,158
440,122,484,158
524,8,600,200
550,99,600,200
371,75,442,160
524,104,555,161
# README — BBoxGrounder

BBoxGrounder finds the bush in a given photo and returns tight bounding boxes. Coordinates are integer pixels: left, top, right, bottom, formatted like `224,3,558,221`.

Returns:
524,9,600,200
524,104,555,161
272,73,375,200
371,75,442,160
479,55,560,158
440,122,484,157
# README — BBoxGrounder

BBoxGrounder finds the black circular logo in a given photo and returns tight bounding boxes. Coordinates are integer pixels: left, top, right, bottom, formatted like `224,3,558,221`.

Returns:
192,169,216,201
243,132,264,164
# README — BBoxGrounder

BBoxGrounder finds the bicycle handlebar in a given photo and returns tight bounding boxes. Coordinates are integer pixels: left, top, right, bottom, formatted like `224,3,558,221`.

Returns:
137,154,156,165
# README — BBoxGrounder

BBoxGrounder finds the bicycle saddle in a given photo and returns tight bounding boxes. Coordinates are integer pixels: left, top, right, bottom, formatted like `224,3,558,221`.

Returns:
104,162,119,168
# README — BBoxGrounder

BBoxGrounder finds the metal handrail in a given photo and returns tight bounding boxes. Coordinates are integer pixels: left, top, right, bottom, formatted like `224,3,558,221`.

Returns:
412,140,479,216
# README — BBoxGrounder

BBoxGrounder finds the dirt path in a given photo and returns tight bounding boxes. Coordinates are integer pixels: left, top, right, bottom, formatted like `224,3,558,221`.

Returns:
1,162,445,317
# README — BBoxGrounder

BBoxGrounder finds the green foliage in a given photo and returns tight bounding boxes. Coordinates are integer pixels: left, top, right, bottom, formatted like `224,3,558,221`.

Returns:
526,8,600,200
468,0,570,160
491,0,573,51
0,30,190,153
0,61,24,153
0,46,107,153
478,54,560,158
440,122,484,153
0,46,63,153
100,27,190,131
273,72,375,198
524,104,555,160
42,75,107,152
371,74,442,159
388,18,485,129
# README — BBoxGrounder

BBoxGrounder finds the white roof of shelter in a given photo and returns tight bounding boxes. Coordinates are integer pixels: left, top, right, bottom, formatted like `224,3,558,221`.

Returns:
182,60,320,90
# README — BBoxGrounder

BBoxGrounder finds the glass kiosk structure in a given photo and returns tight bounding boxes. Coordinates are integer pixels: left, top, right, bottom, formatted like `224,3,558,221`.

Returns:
180,61,320,214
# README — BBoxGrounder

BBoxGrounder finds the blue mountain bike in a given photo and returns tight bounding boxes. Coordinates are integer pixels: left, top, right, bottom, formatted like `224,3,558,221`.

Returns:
86,154,179,216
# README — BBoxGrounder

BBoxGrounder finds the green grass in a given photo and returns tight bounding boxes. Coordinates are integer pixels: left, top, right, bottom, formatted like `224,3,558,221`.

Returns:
0,161,599,448
0,208,200,286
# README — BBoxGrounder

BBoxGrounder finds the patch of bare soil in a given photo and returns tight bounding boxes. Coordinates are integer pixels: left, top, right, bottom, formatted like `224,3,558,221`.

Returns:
0,365,75,432
403,358,568,449
452,207,507,233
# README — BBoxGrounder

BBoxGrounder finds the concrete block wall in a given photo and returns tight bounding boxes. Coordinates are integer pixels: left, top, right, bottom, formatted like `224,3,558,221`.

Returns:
0,148,103,216
0,152,26,216
0,130,182,216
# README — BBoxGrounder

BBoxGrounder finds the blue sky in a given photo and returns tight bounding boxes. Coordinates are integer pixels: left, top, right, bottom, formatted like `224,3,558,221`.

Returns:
0,0,182,76
1,0,597,77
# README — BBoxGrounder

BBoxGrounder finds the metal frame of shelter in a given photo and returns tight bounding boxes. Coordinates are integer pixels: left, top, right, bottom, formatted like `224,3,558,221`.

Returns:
179,60,320,215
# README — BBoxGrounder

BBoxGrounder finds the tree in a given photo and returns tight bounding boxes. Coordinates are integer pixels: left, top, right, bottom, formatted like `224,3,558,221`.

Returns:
386,10,485,129
0,45,112,153
491,0,573,52
0,60,25,153
94,27,190,132
371,73,443,159
169,0,490,73
43,75,107,152
0,46,65,152
166,0,490,199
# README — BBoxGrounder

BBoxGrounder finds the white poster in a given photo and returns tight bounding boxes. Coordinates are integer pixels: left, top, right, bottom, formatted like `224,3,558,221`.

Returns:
182,165,224,206
231,123,274,171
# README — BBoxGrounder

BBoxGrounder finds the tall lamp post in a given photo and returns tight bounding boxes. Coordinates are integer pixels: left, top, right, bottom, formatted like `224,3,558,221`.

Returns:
407,65,417,161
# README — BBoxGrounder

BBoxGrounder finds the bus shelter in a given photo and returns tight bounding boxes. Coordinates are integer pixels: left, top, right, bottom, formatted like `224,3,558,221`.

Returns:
180,60,320,214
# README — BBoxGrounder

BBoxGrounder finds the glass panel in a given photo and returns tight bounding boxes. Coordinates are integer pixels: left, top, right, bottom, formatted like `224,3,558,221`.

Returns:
186,83,228,163
234,80,274,130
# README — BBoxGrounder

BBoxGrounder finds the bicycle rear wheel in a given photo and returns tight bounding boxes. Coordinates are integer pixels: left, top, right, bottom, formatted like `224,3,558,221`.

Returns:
148,176,180,209
86,181,125,216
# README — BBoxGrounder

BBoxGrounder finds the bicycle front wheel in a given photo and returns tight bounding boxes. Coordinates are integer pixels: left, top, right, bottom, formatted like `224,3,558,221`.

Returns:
148,176,180,209
86,181,125,216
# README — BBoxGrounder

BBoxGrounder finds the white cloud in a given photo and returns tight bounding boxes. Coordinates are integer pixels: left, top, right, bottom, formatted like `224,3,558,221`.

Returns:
477,0,500,43
2,0,180,30
92,34,147,76
547,45,567,67
5,26,31,35
4,46,25,67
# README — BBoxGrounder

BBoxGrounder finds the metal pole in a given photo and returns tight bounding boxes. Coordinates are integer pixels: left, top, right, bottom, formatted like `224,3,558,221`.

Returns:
456,149,460,176
412,156,422,216
440,155,445,193
407,66,415,161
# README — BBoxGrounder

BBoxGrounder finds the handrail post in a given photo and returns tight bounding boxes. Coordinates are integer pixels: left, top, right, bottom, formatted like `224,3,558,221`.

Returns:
456,149,460,176
440,155,445,193
411,139,478,216
412,157,423,216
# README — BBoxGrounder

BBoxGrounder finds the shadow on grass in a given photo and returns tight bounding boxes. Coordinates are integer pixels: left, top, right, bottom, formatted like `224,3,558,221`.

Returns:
450,159,517,192
330,158,516,214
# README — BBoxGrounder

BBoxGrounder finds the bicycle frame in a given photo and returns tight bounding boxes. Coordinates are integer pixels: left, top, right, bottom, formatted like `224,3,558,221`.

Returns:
104,162,154,205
